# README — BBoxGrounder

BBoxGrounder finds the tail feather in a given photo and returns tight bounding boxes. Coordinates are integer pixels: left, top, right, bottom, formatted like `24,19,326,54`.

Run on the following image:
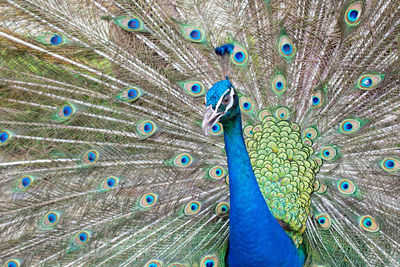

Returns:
1,0,400,266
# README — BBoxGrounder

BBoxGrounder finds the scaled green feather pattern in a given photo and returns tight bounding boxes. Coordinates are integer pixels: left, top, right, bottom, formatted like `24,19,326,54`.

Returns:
246,114,321,247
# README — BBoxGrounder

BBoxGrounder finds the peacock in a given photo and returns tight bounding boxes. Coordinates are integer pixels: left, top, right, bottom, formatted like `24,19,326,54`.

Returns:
0,0,399,266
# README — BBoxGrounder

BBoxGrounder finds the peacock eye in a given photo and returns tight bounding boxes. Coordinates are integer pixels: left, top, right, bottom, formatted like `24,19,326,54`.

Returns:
222,95,230,105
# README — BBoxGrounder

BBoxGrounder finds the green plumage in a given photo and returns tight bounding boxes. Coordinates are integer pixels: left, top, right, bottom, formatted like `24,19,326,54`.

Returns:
0,0,399,266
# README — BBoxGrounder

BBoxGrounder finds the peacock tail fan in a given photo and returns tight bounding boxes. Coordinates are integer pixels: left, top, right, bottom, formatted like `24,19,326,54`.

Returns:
0,0,399,266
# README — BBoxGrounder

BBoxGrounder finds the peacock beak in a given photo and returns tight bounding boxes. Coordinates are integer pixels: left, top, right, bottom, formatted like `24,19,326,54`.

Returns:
202,105,224,135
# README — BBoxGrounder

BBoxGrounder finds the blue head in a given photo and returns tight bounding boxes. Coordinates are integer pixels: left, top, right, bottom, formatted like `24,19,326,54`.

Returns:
202,79,239,134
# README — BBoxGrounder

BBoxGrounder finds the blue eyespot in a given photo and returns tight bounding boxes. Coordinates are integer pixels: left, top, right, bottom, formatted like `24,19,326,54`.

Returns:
50,34,62,45
324,150,330,156
312,97,320,105
191,84,201,93
21,177,31,187
343,122,353,131
143,122,153,133
234,51,245,62
107,178,115,187
191,203,198,211
146,195,154,204
100,176,119,191
348,10,359,22
149,264,157,267
341,182,349,190
73,231,91,246
128,19,139,29
0,131,9,143
385,159,395,169
211,124,221,133
181,155,189,165
282,44,292,55
318,217,325,224
63,106,72,117
361,77,372,88
363,218,372,227
276,81,283,90
307,133,312,137
6,260,21,267
243,102,251,110
185,201,201,215
205,260,215,267
88,152,96,162
48,213,56,223
190,29,201,40
127,89,137,99
79,232,87,242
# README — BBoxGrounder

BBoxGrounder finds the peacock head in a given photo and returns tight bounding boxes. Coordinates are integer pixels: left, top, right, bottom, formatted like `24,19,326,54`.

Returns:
202,79,239,134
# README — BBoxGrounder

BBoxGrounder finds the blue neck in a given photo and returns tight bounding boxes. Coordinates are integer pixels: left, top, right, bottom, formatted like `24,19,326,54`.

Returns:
223,111,304,266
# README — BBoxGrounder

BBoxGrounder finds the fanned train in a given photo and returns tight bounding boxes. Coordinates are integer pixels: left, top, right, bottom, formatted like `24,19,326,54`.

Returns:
0,0,399,266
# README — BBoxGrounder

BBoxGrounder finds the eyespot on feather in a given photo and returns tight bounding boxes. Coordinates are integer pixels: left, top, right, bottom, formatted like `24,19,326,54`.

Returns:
209,122,223,136
41,211,61,228
100,176,119,191
56,104,75,121
380,157,400,172
303,127,318,140
179,81,205,97
337,179,356,195
180,25,206,43
113,16,146,32
230,44,248,66
215,202,230,216
275,107,290,120
82,150,99,165
184,201,201,215
137,120,158,138
200,255,219,267
4,259,22,267
356,73,384,90
117,86,143,102
344,2,363,26
208,166,226,180
36,33,70,46
139,193,158,208
278,35,296,60
315,214,331,229
320,146,338,161
73,231,90,246
359,215,379,232
173,153,193,167
17,175,35,190
0,130,12,146
339,119,363,134
239,96,254,113
311,91,324,108
271,73,287,95
145,260,163,267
